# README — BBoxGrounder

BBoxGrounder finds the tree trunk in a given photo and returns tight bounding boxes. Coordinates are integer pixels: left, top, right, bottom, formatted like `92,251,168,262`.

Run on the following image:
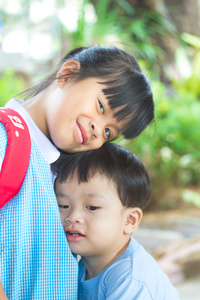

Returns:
164,0,200,37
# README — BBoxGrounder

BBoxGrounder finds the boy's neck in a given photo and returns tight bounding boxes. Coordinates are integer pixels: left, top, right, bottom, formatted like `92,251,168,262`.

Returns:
82,239,130,280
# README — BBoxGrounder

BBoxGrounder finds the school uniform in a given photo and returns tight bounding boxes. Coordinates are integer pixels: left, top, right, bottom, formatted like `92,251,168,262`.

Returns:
0,99,78,299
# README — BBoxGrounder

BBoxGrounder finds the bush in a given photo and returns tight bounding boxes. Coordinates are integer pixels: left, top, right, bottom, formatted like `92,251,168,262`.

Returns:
0,70,27,106
123,78,200,210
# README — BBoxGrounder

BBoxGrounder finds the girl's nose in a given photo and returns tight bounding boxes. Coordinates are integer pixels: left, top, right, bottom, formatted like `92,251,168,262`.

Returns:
90,119,102,139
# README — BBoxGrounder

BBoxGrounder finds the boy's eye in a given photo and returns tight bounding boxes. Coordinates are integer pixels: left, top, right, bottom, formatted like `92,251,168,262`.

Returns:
86,205,99,211
105,128,111,139
98,101,104,114
58,205,69,209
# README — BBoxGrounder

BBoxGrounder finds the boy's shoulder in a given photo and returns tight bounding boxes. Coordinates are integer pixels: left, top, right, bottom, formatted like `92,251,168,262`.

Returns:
99,238,180,300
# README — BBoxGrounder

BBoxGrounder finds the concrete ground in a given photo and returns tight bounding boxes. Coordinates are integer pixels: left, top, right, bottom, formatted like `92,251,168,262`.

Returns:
175,276,200,300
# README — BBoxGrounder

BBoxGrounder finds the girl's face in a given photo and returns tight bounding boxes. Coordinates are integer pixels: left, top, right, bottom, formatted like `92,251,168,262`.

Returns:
45,77,125,152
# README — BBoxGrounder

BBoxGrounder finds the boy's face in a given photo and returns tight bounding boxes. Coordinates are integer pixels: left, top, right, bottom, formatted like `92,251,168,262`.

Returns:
55,173,131,260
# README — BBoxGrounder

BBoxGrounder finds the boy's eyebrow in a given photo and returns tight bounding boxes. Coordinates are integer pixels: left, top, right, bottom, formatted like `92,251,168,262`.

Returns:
55,191,69,198
84,192,107,201
55,191,106,199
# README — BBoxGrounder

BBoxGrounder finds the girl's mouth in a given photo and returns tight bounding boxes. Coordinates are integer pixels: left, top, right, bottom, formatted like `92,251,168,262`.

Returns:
76,122,88,144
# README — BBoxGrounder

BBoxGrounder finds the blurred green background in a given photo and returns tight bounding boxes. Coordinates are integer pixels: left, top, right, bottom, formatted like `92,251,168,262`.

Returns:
0,0,200,210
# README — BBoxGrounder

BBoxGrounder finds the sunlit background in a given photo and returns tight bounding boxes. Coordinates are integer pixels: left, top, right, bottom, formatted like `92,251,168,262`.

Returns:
0,1,200,298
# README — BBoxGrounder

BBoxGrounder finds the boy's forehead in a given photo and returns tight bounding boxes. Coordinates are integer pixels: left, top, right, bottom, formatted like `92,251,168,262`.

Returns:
62,172,117,196
56,173,125,208
72,171,112,187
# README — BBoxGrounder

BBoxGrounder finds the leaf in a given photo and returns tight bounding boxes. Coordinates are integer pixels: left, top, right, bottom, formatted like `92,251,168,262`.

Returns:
182,189,200,208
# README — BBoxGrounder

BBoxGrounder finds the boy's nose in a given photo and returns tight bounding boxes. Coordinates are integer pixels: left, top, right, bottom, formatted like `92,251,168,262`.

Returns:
65,210,83,224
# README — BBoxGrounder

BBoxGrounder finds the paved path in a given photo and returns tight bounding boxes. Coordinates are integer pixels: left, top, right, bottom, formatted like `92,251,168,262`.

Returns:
175,276,200,300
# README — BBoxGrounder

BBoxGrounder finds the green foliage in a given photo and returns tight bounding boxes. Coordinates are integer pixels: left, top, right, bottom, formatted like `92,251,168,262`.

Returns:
63,0,174,69
115,4,176,65
122,31,200,209
182,189,200,208
0,70,26,106
181,32,200,48
174,34,200,98
64,0,121,48
123,76,200,208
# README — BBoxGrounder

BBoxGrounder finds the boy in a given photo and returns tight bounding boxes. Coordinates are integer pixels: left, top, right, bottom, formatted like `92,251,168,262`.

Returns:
52,143,180,300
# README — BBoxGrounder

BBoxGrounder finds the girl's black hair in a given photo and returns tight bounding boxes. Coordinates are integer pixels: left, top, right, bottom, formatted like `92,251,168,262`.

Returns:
52,143,151,209
22,45,155,140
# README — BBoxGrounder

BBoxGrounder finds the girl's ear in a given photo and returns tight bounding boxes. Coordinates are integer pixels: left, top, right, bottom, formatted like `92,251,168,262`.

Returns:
123,207,143,235
57,60,80,88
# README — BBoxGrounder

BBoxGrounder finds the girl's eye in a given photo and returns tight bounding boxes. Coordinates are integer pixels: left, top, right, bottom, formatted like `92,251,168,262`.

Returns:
105,128,111,139
98,101,104,114
86,206,99,211
58,205,69,209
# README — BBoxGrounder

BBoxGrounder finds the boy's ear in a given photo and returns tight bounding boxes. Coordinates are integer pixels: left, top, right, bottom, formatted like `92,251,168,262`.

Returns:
123,207,143,235
57,60,80,88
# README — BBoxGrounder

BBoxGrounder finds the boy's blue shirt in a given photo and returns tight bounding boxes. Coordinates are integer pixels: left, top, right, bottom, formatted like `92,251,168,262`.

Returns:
0,123,78,299
78,237,180,300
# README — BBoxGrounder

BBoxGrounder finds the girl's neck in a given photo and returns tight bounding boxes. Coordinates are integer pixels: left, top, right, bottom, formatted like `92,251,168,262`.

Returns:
22,91,49,138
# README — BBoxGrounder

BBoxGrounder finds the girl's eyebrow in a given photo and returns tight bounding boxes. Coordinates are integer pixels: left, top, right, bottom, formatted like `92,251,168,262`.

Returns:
100,96,124,136
111,116,126,139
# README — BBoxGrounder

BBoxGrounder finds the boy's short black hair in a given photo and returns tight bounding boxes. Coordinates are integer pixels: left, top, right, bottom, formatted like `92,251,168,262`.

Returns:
51,143,151,209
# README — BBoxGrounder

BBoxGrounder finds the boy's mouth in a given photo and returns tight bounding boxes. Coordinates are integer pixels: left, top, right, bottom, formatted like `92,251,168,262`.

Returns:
65,229,85,242
76,122,88,144
67,231,84,237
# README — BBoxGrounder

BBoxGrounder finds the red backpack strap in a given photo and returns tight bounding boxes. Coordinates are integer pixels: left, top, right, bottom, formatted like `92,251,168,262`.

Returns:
0,107,31,209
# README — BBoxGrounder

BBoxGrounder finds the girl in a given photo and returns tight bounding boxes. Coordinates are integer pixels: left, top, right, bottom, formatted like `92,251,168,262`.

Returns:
0,45,154,300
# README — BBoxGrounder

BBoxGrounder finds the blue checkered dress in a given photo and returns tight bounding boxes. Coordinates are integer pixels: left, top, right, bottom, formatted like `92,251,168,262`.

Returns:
0,123,78,299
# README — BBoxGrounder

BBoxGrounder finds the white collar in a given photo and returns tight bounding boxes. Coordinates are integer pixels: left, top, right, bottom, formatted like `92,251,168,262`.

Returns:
5,98,60,165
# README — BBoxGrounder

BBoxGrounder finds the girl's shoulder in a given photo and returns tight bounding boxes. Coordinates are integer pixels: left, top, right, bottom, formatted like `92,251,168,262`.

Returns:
0,108,31,209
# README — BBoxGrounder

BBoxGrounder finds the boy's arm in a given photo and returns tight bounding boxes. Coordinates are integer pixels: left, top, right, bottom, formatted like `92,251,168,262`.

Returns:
0,281,8,300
